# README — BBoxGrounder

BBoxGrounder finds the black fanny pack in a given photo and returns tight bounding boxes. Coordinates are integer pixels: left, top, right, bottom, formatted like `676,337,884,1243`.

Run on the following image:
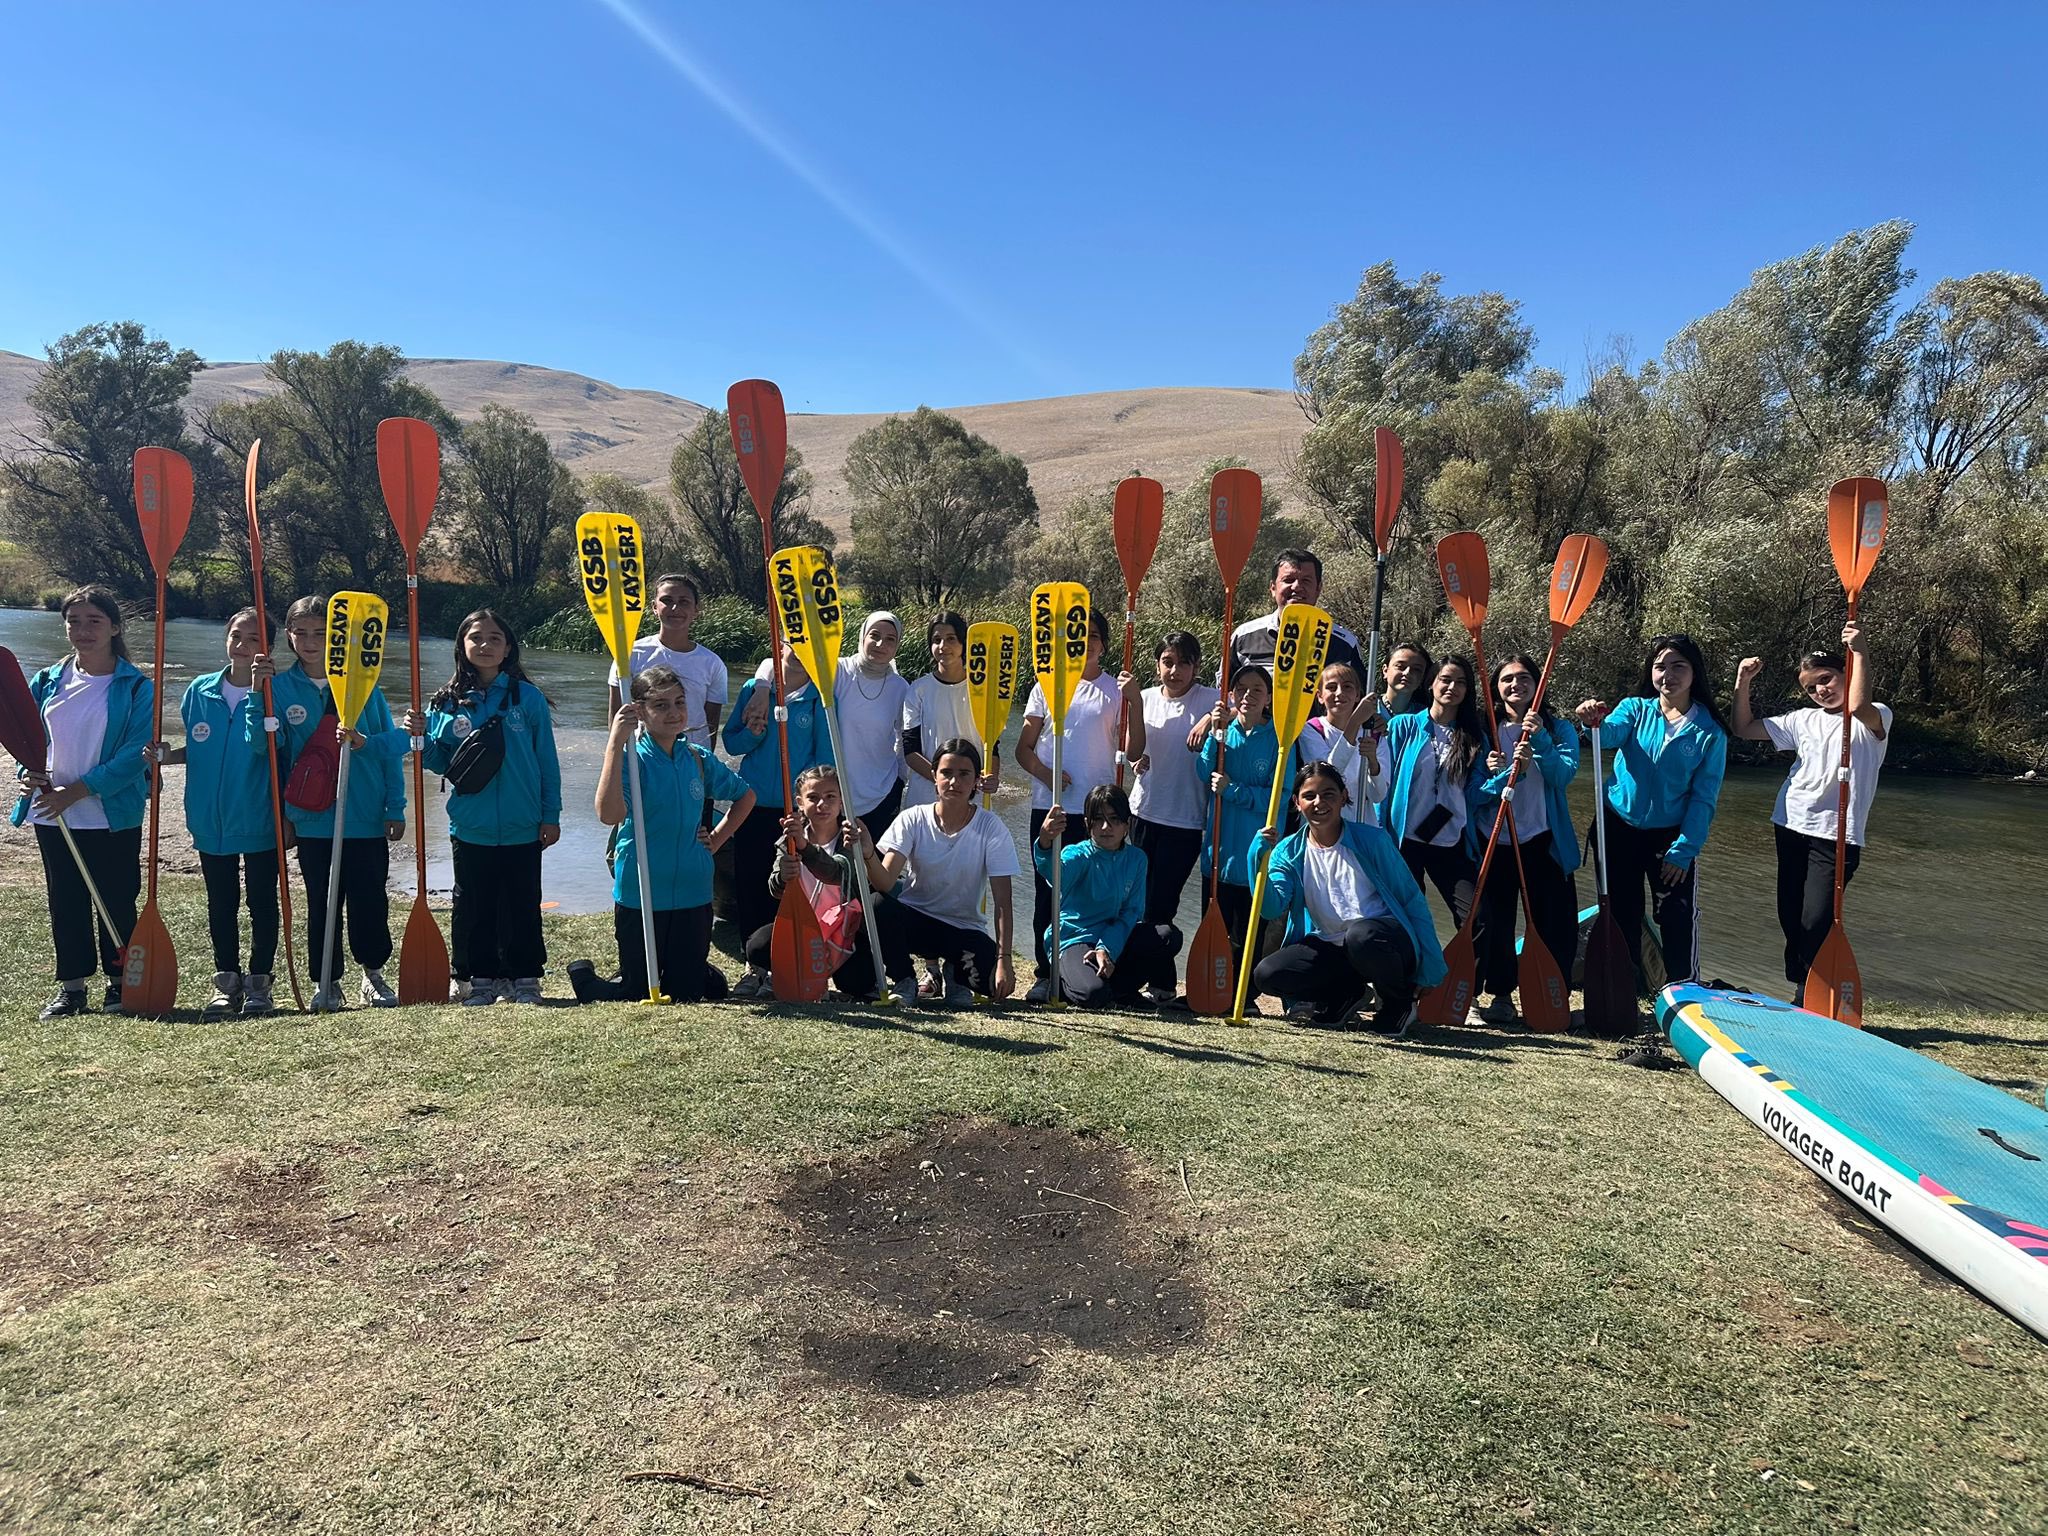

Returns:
445,681,517,796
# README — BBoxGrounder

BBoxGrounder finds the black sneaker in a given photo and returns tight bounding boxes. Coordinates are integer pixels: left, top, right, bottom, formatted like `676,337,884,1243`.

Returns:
101,981,123,1010
1370,995,1418,1038
566,961,625,1005
40,989,88,1020
1311,990,1370,1028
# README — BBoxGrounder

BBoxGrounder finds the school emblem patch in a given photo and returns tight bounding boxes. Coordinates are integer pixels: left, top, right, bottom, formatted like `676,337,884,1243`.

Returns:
451,716,474,739
285,704,308,726
189,721,212,743
506,710,526,732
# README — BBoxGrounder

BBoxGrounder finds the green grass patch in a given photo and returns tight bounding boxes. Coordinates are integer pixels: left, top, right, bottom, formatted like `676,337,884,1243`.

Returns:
1,876,2042,1533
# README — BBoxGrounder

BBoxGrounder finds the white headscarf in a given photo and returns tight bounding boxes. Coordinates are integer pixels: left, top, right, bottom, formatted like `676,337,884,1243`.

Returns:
857,610,903,680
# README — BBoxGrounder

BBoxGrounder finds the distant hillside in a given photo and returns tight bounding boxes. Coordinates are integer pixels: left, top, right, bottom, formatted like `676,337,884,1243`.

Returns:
0,350,1306,532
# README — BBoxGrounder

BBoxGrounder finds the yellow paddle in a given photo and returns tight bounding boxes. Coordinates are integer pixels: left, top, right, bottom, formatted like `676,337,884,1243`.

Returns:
1229,602,1332,1023
1029,582,1090,1007
965,621,1020,773
317,591,388,1011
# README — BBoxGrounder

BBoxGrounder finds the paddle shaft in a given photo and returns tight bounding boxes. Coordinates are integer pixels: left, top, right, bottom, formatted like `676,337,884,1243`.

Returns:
1466,634,1547,977
1829,595,1860,923
57,813,125,953
818,709,891,994
145,572,168,907
405,563,429,896
1592,730,1611,902
320,743,353,998
621,737,666,1002
1363,555,1387,718
1205,583,1238,905
1046,723,1067,1006
1115,595,1137,789
1227,724,1298,1024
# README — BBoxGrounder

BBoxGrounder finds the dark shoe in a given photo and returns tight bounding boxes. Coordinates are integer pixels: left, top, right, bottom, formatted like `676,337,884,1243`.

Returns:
40,989,89,1020
1370,994,1418,1038
1311,990,1370,1028
1617,1033,1675,1070
1284,1000,1318,1023
566,960,624,1004
1024,979,1052,1005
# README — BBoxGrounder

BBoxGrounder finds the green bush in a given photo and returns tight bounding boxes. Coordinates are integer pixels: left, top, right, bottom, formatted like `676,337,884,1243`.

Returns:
525,602,607,653
693,594,770,668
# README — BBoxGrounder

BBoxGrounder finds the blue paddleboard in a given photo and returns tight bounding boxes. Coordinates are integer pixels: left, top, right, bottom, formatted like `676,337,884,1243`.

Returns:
1657,984,2048,1338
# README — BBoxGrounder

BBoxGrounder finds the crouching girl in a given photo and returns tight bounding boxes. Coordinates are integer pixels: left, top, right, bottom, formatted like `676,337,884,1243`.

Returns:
733,764,880,1001
1034,783,1181,1009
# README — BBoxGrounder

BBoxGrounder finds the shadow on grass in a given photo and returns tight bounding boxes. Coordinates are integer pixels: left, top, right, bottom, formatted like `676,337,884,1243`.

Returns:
1867,1022,2048,1051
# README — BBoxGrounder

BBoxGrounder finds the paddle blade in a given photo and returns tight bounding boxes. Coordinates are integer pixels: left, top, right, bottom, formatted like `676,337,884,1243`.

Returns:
324,592,389,730
770,884,833,1002
1547,534,1609,628
1186,901,1236,1017
1269,603,1333,751
398,896,451,1006
120,902,178,1017
1805,923,1863,1027
1826,477,1888,597
1582,909,1640,1038
132,447,194,576
965,621,1021,756
1435,532,1490,635
728,379,789,524
1419,931,1477,1027
1113,476,1165,596
1209,468,1262,590
770,545,846,708
0,646,48,772
575,510,649,671
1030,582,1091,721
1373,428,1403,554
377,417,441,556
1516,932,1571,1035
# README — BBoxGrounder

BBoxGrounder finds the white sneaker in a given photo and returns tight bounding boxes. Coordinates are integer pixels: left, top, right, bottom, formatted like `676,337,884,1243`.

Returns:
359,969,398,1008
240,973,275,1015
508,977,544,1006
204,971,244,1018
310,985,346,1013
462,977,500,1007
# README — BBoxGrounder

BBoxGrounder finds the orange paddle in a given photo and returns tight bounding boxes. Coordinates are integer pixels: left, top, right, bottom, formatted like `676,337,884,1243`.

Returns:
378,417,452,1007
243,444,306,1011
1805,477,1888,1025
1111,476,1164,788
730,380,829,1003
1421,534,1607,1028
121,448,194,1016
1434,533,1570,1034
1187,468,1262,1016
1362,428,1403,701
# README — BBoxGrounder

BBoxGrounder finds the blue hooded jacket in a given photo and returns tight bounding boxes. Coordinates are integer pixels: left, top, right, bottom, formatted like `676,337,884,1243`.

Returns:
179,668,276,855
1475,713,1582,874
1248,819,1447,990
248,665,406,841
613,731,754,910
1591,696,1727,867
1375,710,1486,859
1032,835,1147,960
419,673,563,846
1197,717,1290,888
9,657,154,832
722,673,833,810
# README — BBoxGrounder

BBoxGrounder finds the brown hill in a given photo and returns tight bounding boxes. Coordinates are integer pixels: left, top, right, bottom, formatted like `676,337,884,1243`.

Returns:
0,350,1304,533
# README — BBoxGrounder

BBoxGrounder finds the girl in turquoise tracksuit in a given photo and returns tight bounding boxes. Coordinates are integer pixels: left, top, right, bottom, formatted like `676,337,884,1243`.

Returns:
1471,652,1581,1023
604,663,756,1002
1033,783,1182,1009
1197,664,1291,958
158,607,283,1016
722,638,833,939
407,609,562,1007
13,585,153,1017
250,595,407,1009
1374,655,1489,931
1248,761,1446,1031
1573,632,1728,989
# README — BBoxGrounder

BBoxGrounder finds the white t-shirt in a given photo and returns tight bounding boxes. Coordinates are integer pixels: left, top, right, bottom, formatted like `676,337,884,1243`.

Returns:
1022,673,1124,815
879,803,1020,934
1301,716,1383,819
1764,704,1892,846
1129,683,1220,830
1303,837,1389,932
33,664,114,830
608,637,729,747
1497,721,1548,843
222,679,251,714
833,661,910,815
902,672,978,809
1401,721,1470,847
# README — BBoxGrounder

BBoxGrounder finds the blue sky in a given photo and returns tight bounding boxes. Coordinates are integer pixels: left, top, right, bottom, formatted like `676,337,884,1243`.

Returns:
3,2,2042,414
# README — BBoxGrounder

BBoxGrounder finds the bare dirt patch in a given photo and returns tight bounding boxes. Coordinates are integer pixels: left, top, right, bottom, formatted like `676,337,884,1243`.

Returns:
756,1118,1206,1400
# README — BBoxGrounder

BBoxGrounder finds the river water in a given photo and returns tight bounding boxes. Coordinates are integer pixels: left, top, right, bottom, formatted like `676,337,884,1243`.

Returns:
3,609,2041,1013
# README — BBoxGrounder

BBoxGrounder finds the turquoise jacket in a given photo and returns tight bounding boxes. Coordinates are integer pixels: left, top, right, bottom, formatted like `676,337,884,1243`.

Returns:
1032,836,1147,960
1198,718,1291,888
1248,820,1447,989
179,668,275,856
419,674,563,846
1476,713,1582,874
1591,696,1727,867
614,731,753,910
722,674,833,810
1375,711,1486,859
9,657,155,831
248,665,407,841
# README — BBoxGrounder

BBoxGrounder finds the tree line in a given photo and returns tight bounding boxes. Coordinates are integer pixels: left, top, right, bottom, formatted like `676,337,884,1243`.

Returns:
4,221,2042,765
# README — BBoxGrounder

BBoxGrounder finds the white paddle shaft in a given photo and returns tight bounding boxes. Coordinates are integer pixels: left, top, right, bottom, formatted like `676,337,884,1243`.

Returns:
622,734,666,1002
320,742,352,1001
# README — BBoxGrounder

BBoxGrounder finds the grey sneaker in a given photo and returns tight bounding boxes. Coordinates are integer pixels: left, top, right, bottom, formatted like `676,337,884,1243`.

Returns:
462,977,500,1007
508,977,544,1006
942,981,977,1009
1024,979,1052,1005
1478,993,1518,1025
359,969,398,1008
731,969,769,1000
310,985,346,1013
204,971,244,1018
240,974,275,1015
890,977,919,1008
